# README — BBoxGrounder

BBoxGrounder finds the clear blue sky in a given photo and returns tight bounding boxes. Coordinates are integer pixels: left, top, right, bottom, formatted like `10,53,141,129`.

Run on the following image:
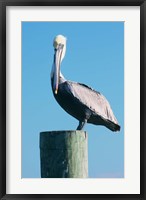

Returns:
22,22,124,178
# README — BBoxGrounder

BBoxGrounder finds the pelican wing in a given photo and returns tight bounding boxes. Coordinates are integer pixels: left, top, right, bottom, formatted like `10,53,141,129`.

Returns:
65,81,119,125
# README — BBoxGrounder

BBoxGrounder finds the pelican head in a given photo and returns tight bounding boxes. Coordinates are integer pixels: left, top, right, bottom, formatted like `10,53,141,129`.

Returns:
53,35,66,60
51,35,67,94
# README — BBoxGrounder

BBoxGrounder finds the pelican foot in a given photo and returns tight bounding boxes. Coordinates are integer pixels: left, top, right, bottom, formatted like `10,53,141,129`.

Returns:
76,120,87,130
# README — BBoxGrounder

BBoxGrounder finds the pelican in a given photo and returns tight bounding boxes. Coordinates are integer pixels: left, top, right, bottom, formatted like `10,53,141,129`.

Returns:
51,35,120,131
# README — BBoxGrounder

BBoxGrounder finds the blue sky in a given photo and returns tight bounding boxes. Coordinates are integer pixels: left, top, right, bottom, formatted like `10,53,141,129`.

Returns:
22,22,124,178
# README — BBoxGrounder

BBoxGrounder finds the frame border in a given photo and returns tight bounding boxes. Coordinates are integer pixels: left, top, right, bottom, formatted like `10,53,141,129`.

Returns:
0,0,145,199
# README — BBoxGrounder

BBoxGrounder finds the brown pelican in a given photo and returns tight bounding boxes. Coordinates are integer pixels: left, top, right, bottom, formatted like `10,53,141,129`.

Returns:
51,35,120,131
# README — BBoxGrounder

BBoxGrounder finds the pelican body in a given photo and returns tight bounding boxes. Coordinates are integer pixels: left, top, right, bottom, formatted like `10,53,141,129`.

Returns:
51,35,120,131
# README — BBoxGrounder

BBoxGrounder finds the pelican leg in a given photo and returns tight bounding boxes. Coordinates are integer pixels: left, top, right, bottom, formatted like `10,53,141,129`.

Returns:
76,119,87,130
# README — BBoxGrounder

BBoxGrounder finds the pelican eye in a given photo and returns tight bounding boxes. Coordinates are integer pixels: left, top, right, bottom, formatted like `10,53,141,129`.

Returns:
54,43,64,51
58,43,64,49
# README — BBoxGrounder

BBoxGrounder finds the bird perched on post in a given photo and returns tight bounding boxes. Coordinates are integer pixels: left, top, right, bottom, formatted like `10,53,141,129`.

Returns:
51,35,120,131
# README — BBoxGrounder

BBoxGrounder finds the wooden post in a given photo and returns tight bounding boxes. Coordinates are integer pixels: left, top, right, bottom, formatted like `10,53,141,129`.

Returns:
40,130,88,178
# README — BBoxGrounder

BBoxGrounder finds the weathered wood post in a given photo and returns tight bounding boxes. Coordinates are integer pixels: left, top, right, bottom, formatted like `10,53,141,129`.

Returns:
40,130,88,178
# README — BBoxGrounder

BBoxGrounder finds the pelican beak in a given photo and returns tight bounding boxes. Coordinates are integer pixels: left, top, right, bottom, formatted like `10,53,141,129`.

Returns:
53,44,64,94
